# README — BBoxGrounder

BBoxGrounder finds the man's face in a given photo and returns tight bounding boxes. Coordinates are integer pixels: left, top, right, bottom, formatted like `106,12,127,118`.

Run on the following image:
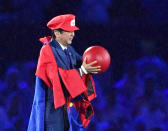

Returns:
55,30,75,46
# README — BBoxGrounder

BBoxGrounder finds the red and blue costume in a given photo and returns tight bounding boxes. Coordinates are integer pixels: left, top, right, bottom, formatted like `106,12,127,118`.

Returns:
27,36,97,131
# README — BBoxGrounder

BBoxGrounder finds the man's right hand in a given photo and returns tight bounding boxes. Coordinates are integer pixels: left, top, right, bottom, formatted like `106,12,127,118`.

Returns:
82,58,101,74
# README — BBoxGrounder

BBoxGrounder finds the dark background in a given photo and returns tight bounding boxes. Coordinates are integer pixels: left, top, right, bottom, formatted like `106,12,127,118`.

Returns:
1,0,168,130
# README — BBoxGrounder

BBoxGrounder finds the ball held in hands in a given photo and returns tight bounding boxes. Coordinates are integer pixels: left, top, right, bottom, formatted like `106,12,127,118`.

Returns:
82,46,111,74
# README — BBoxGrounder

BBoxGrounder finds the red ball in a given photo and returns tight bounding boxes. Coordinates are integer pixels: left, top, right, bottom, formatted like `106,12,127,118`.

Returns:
82,46,111,73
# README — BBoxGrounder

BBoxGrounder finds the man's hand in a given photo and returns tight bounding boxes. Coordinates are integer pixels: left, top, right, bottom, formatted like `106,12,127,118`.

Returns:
82,58,101,74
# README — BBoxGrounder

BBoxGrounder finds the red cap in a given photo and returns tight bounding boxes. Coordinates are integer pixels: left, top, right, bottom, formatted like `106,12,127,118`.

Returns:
47,14,79,31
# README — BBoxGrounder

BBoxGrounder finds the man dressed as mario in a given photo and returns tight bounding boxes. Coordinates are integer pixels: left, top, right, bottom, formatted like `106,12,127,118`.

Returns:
27,14,101,131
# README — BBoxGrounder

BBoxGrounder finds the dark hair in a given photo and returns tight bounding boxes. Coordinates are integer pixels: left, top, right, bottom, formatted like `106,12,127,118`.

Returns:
51,28,64,39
